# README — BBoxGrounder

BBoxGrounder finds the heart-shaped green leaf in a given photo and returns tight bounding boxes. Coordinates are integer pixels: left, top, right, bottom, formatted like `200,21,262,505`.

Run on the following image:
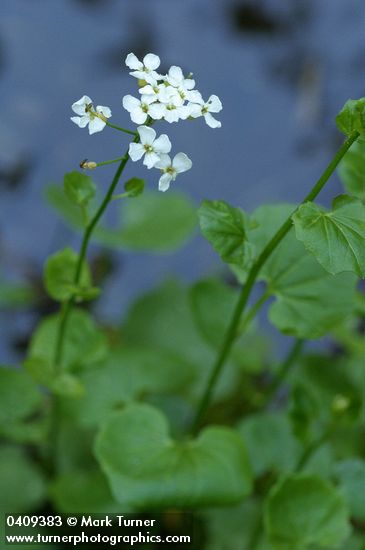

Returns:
249,204,356,338
338,139,365,200
265,474,351,549
63,346,196,428
0,367,42,427
336,98,365,138
0,446,46,512
64,171,96,207
46,187,196,252
333,459,365,521
44,248,98,302
50,470,119,514
238,412,301,477
198,199,253,268
95,403,252,509
293,195,365,277
28,309,107,371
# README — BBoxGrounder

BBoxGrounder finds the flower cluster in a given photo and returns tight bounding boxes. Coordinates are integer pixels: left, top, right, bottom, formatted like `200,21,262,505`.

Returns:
71,52,222,191
123,53,222,128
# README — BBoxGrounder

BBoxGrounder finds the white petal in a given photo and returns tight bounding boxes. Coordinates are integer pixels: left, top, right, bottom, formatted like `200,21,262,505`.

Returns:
185,90,202,103
71,95,92,115
137,125,156,145
148,103,165,120
141,94,157,105
153,134,172,154
164,109,180,123
96,105,112,118
71,116,85,128
125,53,143,70
144,72,161,84
128,143,145,162
154,154,171,170
173,153,192,173
144,151,160,169
177,106,191,120
167,65,184,87
122,95,141,113
184,78,196,91
88,117,106,134
186,103,202,118
139,84,155,95
130,108,148,125
204,112,222,128
143,53,160,71
207,94,223,113
159,173,173,192
130,70,146,80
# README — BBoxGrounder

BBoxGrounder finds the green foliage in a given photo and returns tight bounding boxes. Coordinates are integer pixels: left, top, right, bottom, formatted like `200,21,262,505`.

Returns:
336,98,365,138
50,470,119,513
333,459,365,521
338,139,365,200
250,204,357,338
264,474,351,549
62,346,196,428
28,308,107,371
95,403,252,509
0,367,42,426
190,278,239,347
293,195,365,277
122,279,243,401
44,247,99,302
198,199,253,268
64,171,96,207
124,177,144,197
0,279,35,308
238,412,301,476
0,446,46,512
46,187,196,252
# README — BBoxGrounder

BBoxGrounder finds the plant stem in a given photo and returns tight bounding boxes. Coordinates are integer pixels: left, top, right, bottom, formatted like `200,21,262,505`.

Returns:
96,156,127,167
238,290,269,333
104,120,137,136
262,338,304,407
54,146,135,369
191,131,359,434
48,136,139,476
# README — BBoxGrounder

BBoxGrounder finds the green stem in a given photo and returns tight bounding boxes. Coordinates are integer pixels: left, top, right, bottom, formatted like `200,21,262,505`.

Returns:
96,156,127,168
262,339,304,407
191,131,359,434
48,135,139,476
238,290,269,333
104,120,137,136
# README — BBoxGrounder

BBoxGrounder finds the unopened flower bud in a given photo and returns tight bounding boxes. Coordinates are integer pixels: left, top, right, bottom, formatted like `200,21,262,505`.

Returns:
80,159,97,170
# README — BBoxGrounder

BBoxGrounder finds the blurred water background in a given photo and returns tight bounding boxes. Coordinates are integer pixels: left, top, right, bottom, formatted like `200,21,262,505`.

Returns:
0,0,364,364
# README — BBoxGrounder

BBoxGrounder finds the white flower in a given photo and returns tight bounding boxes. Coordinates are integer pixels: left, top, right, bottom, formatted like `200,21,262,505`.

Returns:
125,52,162,83
70,95,111,134
122,95,164,124
188,94,223,128
129,126,172,169
138,78,176,104
155,153,192,192
149,91,187,123
165,66,200,102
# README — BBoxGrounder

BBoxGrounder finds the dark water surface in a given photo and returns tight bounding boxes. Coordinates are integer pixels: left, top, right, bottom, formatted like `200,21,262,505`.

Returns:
0,0,364,363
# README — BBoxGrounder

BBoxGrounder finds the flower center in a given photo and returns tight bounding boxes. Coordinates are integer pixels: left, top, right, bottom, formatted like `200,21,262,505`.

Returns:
201,106,209,115
144,144,154,153
166,166,176,175
141,103,150,113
